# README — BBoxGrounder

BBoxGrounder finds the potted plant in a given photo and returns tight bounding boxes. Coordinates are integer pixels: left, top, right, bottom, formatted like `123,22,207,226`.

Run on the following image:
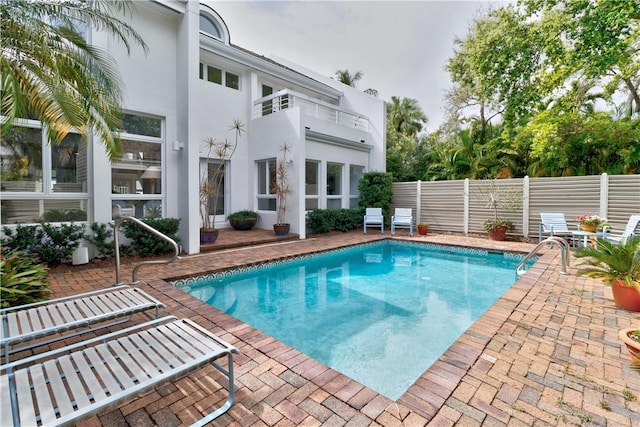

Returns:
574,236,640,312
273,143,293,236
417,222,429,235
482,218,515,241
228,210,259,231
620,328,640,360
478,180,521,241
200,119,244,244
575,213,608,233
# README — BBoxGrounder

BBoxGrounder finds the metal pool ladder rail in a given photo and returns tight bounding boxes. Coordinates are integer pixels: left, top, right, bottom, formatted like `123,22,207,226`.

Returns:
517,236,570,277
113,216,180,284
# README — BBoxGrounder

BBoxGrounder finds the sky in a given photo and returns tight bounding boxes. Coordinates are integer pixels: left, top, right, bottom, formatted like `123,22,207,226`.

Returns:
212,1,501,132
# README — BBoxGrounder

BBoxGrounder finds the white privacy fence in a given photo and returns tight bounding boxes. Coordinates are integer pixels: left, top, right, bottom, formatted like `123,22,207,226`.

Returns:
391,174,640,240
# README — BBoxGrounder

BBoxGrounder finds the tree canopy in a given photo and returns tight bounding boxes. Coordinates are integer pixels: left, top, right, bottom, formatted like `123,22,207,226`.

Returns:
1,0,147,161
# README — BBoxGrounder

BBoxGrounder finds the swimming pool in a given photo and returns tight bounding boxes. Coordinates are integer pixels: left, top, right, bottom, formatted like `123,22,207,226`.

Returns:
175,241,527,400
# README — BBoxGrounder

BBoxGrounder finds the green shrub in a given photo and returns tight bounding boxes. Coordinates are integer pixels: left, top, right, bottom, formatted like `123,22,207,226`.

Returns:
2,223,85,266
84,222,132,258
357,172,393,221
0,248,50,308
120,218,181,257
306,208,362,234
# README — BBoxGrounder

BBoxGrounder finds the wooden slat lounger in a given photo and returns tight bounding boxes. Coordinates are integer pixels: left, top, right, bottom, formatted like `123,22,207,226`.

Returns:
0,316,239,427
1,285,165,361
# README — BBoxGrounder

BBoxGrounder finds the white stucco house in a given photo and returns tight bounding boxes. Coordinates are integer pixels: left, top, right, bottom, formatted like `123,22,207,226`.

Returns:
0,1,386,255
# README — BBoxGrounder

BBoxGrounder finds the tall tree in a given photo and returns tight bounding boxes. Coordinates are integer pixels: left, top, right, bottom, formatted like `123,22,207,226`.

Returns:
334,69,363,87
385,96,428,181
1,0,148,161
387,96,427,136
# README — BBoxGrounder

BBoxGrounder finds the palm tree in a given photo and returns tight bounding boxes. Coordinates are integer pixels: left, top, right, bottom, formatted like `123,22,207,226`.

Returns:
1,0,147,161
334,69,363,87
387,96,428,137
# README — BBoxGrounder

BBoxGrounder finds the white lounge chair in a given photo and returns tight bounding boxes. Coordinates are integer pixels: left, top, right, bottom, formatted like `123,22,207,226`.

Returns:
603,214,640,244
1,285,164,363
1,316,239,427
391,208,414,236
539,212,575,244
363,207,384,234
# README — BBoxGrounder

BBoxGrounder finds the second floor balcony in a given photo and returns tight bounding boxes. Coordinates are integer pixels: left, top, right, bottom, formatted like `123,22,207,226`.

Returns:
252,90,370,132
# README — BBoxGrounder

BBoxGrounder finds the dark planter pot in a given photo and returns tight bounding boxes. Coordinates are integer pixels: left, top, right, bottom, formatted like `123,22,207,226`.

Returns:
619,327,640,360
273,223,290,236
200,228,219,244
417,225,428,235
487,226,508,241
611,278,640,312
230,218,257,231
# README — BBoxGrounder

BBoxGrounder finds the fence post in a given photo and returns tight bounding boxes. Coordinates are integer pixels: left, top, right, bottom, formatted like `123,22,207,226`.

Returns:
417,180,422,222
464,178,469,235
600,173,609,219
522,176,530,237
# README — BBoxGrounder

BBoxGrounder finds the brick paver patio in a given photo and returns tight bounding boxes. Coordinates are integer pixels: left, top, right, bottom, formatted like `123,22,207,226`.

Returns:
41,229,640,426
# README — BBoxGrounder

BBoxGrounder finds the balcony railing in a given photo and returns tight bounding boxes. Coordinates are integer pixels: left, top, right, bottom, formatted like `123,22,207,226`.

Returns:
252,89,370,132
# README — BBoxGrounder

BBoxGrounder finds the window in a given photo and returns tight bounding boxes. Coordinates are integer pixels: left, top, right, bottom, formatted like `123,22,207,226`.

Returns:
200,13,222,38
305,160,319,211
110,113,164,219
0,123,89,224
349,165,364,208
257,159,276,211
199,63,240,91
327,162,343,209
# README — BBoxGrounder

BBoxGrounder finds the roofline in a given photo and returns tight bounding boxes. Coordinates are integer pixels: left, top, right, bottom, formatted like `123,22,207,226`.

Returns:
200,36,342,101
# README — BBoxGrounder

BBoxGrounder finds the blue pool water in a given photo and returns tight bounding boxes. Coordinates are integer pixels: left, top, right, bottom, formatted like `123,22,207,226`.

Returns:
176,241,527,400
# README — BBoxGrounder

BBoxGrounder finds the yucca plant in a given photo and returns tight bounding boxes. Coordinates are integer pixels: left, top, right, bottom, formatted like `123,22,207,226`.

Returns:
574,237,640,290
0,248,50,308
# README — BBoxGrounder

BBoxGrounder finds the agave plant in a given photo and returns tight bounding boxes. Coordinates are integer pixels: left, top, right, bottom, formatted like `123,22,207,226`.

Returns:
574,237,640,289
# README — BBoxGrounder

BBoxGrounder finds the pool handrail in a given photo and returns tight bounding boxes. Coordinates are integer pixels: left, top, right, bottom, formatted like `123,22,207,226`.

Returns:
517,236,569,277
114,216,180,284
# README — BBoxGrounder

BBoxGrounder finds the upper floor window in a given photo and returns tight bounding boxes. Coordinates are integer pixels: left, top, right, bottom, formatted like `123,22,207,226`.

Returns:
200,13,221,39
198,7,230,44
199,63,240,90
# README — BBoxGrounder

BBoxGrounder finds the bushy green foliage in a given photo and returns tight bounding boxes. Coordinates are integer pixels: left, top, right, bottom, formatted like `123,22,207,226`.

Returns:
0,248,50,308
357,172,393,221
306,209,362,234
120,218,181,257
2,223,85,266
84,222,132,258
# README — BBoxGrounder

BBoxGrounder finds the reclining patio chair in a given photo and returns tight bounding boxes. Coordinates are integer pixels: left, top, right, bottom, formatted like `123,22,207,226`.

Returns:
1,285,164,364
363,207,384,234
1,316,239,426
391,208,414,236
539,212,575,245
603,214,640,244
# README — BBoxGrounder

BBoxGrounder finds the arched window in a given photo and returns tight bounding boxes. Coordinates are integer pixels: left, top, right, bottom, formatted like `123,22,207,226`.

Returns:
200,13,221,39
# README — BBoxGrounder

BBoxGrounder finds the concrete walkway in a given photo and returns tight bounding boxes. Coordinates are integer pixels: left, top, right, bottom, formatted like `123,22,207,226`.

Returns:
42,229,640,426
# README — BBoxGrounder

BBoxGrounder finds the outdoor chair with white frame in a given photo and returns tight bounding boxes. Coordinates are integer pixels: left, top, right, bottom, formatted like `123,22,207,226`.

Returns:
363,207,384,234
539,212,576,245
603,214,640,244
391,208,414,236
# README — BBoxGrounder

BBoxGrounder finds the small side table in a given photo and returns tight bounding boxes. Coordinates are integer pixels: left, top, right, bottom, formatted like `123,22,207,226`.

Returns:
573,230,604,247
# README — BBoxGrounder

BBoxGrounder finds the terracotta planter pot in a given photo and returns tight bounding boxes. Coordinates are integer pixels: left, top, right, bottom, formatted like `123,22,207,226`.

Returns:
619,327,640,360
611,278,640,312
487,226,507,241
417,225,428,235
